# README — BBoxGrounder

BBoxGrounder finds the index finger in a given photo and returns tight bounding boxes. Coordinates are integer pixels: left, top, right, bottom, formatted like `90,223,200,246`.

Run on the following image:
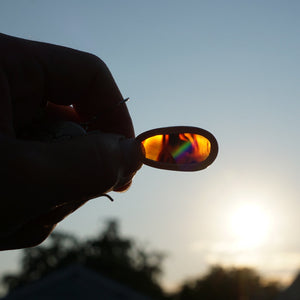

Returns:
4,34,134,138
38,42,134,138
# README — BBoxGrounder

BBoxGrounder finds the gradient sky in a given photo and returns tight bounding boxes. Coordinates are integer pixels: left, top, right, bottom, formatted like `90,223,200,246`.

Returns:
0,0,299,291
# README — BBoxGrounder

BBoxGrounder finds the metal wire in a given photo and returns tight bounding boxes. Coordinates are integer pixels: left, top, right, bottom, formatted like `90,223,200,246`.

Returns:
100,193,114,202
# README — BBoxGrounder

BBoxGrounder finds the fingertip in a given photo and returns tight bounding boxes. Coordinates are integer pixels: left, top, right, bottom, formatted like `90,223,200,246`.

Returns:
113,180,132,192
112,138,143,192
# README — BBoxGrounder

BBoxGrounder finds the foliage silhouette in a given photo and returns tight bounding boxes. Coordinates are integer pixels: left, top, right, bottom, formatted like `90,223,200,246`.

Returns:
2,221,282,300
2,220,165,299
169,265,280,300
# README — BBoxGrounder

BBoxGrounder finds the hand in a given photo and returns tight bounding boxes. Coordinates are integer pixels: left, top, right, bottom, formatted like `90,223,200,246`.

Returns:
0,33,142,250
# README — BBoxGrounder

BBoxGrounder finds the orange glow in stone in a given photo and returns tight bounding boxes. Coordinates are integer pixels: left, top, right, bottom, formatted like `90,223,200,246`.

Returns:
141,133,211,164
141,134,164,161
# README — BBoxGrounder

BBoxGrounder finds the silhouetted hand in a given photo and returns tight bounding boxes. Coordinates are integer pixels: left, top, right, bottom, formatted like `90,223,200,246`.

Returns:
0,33,142,250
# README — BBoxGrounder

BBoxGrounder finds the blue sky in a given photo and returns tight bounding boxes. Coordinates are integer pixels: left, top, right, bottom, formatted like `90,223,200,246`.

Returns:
0,0,300,291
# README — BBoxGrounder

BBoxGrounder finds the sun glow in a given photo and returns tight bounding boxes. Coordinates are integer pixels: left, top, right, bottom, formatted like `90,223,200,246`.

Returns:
229,203,270,248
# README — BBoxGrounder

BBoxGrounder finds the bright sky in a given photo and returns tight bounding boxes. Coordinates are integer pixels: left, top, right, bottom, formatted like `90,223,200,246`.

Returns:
0,0,300,291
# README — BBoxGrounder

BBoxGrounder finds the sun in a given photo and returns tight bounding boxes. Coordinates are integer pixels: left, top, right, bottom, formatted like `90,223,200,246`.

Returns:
229,203,270,248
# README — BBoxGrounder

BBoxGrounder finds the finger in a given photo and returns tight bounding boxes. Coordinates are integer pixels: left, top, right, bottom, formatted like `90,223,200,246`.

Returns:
39,132,142,205
113,138,143,191
29,37,134,138
42,123,141,193
114,181,132,192
0,68,14,136
0,33,134,138
0,223,55,250
0,34,46,133
33,200,87,226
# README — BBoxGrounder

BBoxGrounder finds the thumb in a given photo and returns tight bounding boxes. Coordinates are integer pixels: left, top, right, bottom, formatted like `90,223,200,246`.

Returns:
43,125,143,202
17,120,143,204
82,133,143,195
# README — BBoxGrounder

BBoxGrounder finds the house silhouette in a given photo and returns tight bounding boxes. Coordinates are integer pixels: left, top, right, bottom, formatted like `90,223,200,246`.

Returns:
1,264,154,300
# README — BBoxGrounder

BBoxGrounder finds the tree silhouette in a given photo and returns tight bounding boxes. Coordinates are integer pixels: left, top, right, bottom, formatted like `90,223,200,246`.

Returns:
170,265,280,300
1,222,282,300
2,220,166,299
